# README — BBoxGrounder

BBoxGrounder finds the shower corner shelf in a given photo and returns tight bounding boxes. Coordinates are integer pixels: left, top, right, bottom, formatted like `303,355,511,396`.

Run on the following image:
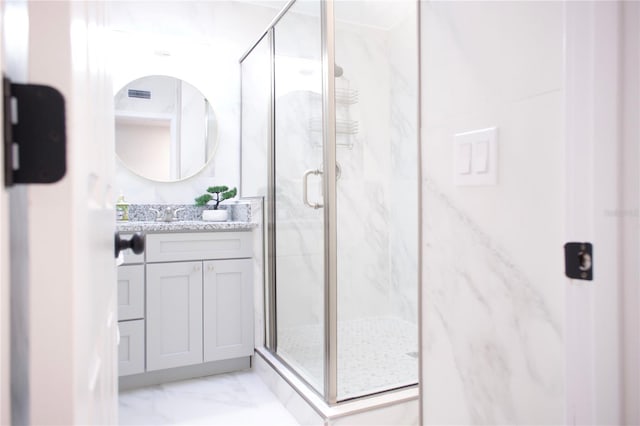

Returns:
335,88,359,105
309,117,358,136
307,88,359,105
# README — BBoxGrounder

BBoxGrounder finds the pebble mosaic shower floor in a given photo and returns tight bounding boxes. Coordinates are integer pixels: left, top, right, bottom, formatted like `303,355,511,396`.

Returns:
277,316,418,400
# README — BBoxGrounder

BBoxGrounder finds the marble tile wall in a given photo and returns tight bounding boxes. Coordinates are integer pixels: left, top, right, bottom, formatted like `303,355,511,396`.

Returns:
333,2,419,326
387,6,419,325
420,2,565,424
334,20,395,322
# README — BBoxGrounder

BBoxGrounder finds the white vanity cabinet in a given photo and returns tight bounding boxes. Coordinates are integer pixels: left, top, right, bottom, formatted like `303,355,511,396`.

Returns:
118,241,146,377
118,264,144,321
203,258,253,362
146,261,203,371
117,229,254,383
118,320,145,376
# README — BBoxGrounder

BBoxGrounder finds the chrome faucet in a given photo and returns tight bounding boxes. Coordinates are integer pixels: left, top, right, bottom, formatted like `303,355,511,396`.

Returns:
149,206,185,222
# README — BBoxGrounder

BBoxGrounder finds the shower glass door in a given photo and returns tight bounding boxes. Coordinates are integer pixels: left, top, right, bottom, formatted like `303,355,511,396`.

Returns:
273,0,326,395
333,0,419,400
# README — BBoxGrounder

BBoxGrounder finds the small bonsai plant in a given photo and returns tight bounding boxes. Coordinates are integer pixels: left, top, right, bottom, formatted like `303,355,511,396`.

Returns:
195,185,237,209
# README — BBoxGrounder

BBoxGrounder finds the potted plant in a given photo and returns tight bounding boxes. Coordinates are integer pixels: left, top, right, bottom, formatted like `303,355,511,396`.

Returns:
195,185,237,221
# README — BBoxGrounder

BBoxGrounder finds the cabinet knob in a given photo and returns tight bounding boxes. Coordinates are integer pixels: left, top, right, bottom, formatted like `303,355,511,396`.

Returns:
194,265,201,272
208,265,214,272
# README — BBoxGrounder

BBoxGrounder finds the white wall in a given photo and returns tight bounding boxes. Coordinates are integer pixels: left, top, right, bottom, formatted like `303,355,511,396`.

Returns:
420,2,565,424
108,1,278,203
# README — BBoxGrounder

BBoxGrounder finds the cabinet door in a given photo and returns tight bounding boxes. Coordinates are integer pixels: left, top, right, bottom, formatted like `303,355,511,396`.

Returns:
146,262,203,371
118,320,145,376
203,259,254,362
118,265,144,321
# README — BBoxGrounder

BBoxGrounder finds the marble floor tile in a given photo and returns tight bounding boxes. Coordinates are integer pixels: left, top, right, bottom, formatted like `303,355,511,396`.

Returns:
119,369,300,426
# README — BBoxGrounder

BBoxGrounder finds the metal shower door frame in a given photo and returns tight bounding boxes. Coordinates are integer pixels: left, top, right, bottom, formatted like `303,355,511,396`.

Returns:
240,0,340,406
320,0,338,406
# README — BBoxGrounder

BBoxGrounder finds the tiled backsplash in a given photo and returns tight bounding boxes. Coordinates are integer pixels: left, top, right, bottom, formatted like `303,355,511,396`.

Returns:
123,201,252,222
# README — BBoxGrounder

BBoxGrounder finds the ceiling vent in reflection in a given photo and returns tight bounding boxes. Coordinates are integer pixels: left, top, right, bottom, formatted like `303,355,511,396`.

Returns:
128,89,151,99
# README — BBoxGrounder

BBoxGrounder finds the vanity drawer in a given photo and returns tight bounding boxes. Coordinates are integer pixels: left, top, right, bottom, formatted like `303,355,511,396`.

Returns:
118,320,145,376
118,265,144,321
121,233,145,264
145,232,252,262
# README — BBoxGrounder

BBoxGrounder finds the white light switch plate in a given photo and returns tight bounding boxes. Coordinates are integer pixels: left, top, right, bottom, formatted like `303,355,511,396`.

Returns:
456,142,472,174
472,140,489,173
453,127,498,186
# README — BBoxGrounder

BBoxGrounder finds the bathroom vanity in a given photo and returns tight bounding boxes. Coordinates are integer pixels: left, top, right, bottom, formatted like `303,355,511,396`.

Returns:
116,222,255,388
112,72,260,389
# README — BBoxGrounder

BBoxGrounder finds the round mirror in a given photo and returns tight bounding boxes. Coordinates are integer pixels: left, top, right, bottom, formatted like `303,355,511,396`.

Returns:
114,75,218,182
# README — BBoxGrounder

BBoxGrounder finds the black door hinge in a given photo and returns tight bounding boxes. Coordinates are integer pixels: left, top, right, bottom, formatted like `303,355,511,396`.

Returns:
3,75,66,187
564,242,593,281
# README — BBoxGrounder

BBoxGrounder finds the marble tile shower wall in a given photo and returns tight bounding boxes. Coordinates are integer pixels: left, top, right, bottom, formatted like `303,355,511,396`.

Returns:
388,10,419,325
334,16,418,324
335,22,394,322
421,2,565,424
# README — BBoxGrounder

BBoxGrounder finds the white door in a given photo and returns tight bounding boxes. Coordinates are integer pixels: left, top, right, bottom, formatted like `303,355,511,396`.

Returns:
3,0,118,423
0,1,10,423
565,2,627,424
620,3,640,424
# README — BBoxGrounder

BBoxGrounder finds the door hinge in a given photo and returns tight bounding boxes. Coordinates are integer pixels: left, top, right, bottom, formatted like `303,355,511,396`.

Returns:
564,242,593,281
3,75,66,187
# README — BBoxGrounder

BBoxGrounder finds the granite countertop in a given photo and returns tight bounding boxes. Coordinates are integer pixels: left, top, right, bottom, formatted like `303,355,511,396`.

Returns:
116,220,257,233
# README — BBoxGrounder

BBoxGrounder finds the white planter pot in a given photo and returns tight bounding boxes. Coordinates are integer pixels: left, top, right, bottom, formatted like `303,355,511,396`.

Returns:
202,209,228,222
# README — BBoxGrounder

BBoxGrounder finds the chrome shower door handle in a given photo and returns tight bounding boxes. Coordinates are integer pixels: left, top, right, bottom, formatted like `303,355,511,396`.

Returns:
303,169,323,209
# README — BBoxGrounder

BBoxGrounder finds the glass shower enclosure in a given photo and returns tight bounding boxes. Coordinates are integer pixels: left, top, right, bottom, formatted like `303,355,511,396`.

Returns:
240,0,418,405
